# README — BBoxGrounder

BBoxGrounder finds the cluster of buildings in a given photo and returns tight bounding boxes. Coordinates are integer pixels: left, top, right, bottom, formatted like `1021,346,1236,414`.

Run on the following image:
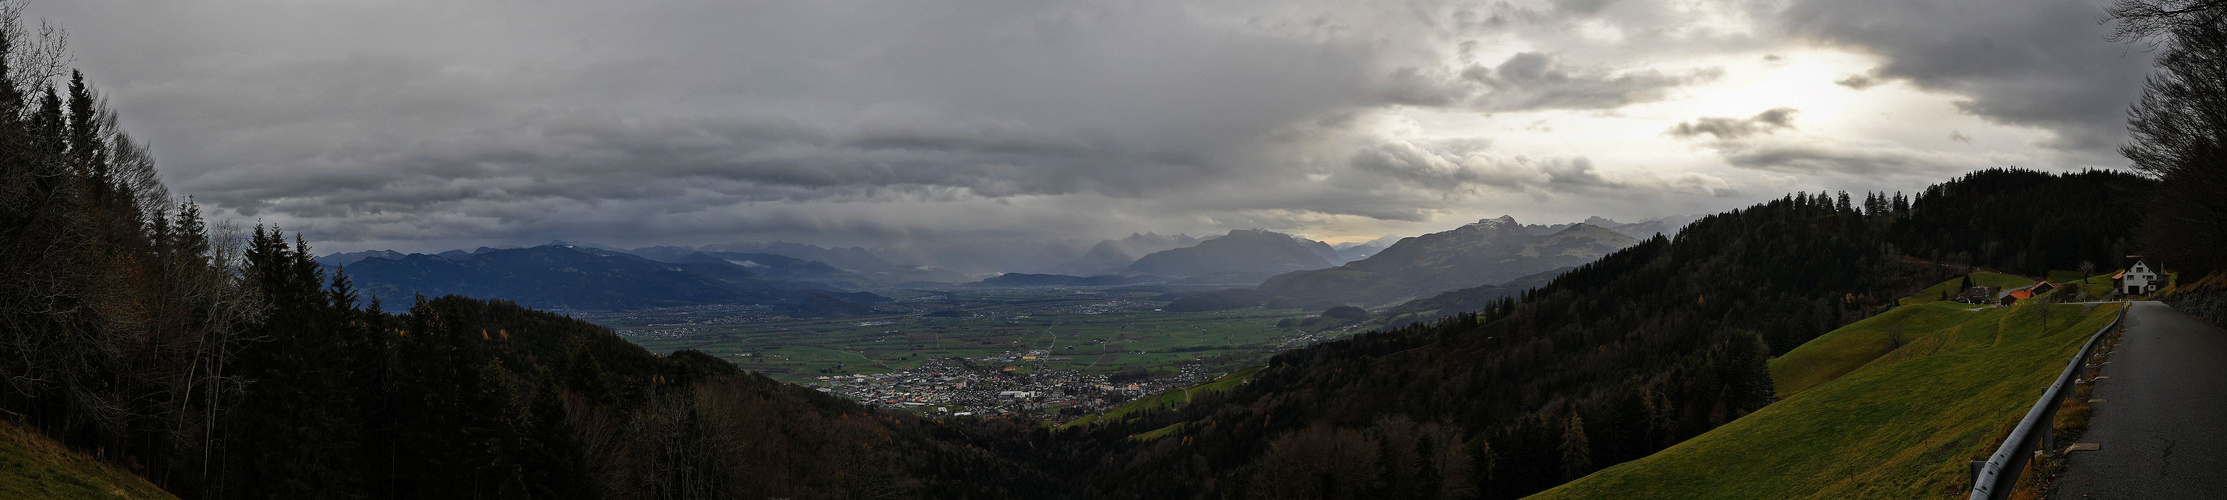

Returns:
588,303,790,338
1275,331,1339,350
1054,299,1157,315
1951,259,2165,306
814,356,1212,417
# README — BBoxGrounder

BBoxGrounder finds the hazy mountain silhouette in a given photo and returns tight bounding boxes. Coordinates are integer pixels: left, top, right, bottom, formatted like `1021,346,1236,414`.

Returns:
339,244,883,311
1123,229,1335,277
1044,232,1203,276
1258,216,1638,307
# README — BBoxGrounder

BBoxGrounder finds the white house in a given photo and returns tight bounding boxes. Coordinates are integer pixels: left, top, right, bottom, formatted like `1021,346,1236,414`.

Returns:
2117,260,2161,295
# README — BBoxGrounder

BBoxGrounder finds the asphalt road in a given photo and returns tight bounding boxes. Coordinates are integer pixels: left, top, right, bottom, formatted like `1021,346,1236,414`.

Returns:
2056,301,2227,499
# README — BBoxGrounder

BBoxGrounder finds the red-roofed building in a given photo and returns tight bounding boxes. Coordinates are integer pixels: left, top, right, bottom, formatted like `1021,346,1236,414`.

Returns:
1997,281,2058,306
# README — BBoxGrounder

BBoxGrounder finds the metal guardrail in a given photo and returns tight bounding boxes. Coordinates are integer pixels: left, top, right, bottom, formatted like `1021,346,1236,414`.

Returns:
1966,302,2129,499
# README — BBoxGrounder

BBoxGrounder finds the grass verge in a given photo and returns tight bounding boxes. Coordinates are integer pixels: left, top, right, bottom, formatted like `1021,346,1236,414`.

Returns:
1535,301,2122,499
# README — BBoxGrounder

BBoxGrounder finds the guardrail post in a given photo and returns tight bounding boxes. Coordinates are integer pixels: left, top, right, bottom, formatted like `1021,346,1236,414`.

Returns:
1969,460,1985,487
2041,423,2056,457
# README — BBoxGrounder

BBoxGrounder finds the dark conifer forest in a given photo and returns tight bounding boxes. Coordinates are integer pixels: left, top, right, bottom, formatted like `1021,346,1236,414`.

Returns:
3,1,2223,498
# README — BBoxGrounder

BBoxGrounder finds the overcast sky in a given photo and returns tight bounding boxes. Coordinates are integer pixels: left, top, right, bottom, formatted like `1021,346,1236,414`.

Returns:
28,0,2154,252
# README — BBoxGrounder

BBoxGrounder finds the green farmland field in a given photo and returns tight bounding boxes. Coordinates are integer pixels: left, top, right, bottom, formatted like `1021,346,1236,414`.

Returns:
587,288,1337,383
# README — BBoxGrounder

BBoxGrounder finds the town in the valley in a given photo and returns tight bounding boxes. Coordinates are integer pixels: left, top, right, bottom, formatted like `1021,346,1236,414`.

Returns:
813,353,1215,418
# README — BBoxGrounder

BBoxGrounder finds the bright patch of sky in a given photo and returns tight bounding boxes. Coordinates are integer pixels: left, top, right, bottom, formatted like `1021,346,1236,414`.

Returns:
26,0,2151,252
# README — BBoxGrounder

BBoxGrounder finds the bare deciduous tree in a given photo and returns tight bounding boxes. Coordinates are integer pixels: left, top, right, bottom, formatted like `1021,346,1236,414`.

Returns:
2113,1,2227,276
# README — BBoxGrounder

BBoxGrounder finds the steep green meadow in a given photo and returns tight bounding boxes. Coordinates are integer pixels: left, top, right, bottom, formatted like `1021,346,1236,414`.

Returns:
1535,301,2122,499
1769,301,1985,399
0,420,175,499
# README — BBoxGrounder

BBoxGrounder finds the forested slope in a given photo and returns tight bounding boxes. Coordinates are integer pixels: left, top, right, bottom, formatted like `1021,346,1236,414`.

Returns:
227,255,1059,499
1030,169,2153,499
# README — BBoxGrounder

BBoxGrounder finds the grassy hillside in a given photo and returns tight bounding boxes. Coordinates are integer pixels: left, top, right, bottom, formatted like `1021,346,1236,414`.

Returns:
1536,301,2122,499
0,420,175,499
1769,301,1986,398
2062,273,2119,300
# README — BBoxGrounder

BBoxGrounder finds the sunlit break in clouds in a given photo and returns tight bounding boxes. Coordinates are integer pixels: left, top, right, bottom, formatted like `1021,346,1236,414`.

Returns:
32,0,2153,251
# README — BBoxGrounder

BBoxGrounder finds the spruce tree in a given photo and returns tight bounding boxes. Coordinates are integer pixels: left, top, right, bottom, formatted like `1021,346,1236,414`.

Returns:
232,227,361,499
1558,414,1591,481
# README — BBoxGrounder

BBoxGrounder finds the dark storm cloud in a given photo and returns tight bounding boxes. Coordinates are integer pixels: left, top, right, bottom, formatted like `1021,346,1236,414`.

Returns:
39,0,1443,246
1667,107,1799,140
1781,0,2154,151
1346,136,1735,198
1717,139,1988,177
1834,73,1883,90
1554,0,1622,16
22,0,2159,252
1349,139,1557,191
1467,52,1726,112
1377,48,1726,112
193,108,1216,222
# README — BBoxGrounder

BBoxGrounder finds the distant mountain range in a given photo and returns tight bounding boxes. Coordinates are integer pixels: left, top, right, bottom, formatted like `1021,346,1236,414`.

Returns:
1522,215,1701,240
1308,215,1689,271
1042,232,1202,276
1122,229,1337,278
332,244,887,312
1257,216,1639,307
319,249,408,266
317,215,1686,304
1332,235,1404,263
640,243,971,285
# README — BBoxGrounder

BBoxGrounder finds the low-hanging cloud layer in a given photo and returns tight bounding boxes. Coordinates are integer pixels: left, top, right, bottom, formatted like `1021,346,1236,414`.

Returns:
31,0,2153,251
